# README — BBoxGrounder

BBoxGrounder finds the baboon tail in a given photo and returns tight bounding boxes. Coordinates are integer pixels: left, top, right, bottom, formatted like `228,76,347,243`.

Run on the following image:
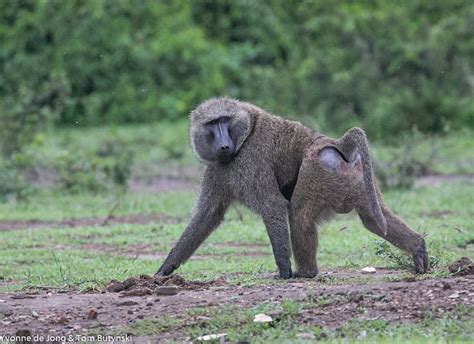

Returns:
339,128,387,235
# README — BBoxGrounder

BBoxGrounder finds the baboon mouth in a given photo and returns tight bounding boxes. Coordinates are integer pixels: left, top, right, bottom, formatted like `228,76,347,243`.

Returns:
217,153,235,163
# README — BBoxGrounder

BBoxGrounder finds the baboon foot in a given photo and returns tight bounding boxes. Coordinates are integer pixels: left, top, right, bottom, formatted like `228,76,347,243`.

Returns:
274,267,293,279
412,240,429,274
293,267,318,278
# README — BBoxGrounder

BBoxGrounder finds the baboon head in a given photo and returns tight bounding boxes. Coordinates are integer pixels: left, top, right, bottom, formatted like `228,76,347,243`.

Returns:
189,98,253,164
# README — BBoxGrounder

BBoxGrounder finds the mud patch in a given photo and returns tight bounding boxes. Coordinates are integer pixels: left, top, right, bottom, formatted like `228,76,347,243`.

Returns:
415,174,474,187
449,257,474,276
0,271,472,339
106,274,226,297
0,213,181,231
128,177,199,193
212,242,269,249
56,242,268,262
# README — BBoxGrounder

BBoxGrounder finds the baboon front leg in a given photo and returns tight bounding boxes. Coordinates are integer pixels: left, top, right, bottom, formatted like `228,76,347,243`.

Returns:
357,202,428,273
156,192,228,276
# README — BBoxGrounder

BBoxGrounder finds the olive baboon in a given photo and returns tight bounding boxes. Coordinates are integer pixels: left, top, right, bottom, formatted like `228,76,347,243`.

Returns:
156,98,428,278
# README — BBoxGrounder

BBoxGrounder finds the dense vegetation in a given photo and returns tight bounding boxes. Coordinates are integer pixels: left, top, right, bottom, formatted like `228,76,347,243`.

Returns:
1,0,473,150
0,1,473,200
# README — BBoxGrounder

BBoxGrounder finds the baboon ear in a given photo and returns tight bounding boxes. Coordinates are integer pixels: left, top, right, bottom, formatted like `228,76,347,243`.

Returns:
233,109,254,152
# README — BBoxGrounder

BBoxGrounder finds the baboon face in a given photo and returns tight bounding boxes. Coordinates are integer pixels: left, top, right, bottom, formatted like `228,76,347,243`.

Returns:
189,98,253,164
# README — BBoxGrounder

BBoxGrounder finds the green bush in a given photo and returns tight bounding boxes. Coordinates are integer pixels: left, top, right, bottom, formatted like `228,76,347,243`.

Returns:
0,160,30,202
56,140,133,193
374,130,437,189
0,0,472,141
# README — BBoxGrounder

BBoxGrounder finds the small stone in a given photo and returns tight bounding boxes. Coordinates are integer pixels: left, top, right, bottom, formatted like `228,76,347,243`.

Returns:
442,282,451,290
253,313,273,323
106,280,125,292
53,315,68,324
120,287,153,297
296,333,315,340
196,333,227,341
361,267,376,274
357,330,367,339
87,309,98,320
116,300,138,307
154,286,179,296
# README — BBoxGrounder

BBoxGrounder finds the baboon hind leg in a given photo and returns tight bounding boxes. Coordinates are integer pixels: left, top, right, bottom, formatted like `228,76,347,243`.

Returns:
356,194,429,273
289,150,338,278
289,204,317,278
319,143,429,273
289,204,334,278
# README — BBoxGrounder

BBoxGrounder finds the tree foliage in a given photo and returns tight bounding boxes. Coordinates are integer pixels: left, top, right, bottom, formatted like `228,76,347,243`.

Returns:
1,0,473,148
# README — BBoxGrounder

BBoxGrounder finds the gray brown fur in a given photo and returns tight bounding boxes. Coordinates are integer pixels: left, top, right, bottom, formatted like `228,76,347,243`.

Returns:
157,98,428,278
289,131,428,277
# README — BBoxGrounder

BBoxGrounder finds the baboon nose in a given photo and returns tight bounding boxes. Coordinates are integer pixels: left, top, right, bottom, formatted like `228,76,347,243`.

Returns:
220,145,230,150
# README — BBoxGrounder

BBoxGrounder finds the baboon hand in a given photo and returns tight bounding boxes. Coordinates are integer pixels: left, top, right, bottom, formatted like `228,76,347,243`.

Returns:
156,262,176,277
412,239,429,274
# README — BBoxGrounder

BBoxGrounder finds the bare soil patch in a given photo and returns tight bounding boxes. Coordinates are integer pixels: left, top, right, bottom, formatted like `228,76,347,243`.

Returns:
1,270,472,340
106,274,226,297
128,177,199,193
213,241,269,249
0,213,180,232
53,242,268,262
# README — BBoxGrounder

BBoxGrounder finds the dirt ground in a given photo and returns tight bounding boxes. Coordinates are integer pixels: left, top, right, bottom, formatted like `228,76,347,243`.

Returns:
1,174,473,341
1,269,473,341
0,214,181,232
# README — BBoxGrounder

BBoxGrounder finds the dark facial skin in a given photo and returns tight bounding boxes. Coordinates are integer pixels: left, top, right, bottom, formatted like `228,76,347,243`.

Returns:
207,116,235,162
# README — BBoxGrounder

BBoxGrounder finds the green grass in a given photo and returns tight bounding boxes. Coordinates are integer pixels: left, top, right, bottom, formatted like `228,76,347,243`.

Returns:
0,189,195,221
0,125,473,341
0,182,472,292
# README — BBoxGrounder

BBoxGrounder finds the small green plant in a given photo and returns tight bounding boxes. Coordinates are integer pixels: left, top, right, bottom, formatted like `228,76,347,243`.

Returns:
373,239,442,270
375,129,437,189
0,159,31,202
96,139,134,186
373,239,412,269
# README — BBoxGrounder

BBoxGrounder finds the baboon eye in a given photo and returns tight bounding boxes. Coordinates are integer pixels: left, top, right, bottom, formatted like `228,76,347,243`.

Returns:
208,119,218,125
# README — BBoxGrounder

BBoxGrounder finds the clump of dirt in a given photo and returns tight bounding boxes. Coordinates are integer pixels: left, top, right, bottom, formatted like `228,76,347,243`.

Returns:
105,274,226,296
448,257,474,276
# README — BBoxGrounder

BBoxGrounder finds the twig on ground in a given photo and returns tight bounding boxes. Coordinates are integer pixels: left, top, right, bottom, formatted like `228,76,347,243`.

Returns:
102,200,121,226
